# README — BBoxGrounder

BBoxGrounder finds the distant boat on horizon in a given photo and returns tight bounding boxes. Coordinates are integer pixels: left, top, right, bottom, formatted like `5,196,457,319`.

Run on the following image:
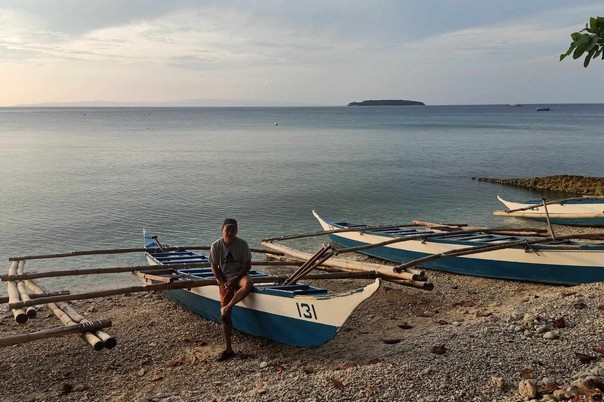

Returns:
536,107,551,111
507,103,522,107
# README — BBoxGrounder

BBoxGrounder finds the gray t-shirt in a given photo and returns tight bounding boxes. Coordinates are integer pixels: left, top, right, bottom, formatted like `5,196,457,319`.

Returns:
209,237,252,281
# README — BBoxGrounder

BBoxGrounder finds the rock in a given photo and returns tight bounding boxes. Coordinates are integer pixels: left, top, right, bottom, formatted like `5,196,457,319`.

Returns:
490,376,505,390
259,361,268,369
73,384,89,392
511,311,524,321
518,379,537,399
553,317,566,328
543,331,560,340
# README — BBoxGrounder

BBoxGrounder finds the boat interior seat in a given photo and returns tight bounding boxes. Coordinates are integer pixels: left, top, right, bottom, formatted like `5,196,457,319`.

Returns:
256,284,328,297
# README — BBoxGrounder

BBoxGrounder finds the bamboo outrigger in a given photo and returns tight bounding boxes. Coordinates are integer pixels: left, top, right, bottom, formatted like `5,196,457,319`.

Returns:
2,232,426,349
311,210,604,285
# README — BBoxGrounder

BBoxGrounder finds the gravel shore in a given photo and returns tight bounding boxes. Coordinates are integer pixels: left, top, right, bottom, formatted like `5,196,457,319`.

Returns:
2,227,604,402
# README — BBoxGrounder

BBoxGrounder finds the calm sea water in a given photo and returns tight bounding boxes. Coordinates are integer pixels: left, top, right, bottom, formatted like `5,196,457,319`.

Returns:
1,104,603,293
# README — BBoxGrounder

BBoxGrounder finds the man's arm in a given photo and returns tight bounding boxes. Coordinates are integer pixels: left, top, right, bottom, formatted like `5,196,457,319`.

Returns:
211,262,227,285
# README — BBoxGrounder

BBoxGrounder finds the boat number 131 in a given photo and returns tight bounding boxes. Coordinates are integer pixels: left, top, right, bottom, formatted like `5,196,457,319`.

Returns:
296,302,318,320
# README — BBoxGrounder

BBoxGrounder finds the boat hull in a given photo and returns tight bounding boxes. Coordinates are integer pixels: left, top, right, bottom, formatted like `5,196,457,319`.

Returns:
313,211,604,285
143,231,379,346
495,196,604,227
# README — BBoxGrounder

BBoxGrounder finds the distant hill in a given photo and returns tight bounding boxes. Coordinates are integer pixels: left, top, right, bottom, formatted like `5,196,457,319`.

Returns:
347,99,425,106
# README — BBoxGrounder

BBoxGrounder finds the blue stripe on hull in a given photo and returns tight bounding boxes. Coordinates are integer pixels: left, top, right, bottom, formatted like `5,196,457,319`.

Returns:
165,289,338,347
329,235,604,285
520,216,604,227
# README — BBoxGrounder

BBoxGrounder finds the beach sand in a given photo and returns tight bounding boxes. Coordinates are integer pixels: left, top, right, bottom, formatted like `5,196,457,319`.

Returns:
2,227,604,402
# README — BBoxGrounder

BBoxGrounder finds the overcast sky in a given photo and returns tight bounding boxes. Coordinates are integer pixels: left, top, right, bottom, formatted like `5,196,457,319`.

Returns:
0,1,602,106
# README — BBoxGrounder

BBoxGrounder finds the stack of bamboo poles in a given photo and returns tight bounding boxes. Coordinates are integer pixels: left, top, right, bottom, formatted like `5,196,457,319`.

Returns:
0,259,115,350
261,241,433,290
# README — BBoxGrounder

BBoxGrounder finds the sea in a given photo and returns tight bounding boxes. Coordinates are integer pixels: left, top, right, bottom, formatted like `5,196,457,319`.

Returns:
1,104,603,294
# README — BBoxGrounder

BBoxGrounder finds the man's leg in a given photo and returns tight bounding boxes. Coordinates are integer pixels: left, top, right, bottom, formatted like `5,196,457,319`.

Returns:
220,275,253,317
217,285,235,361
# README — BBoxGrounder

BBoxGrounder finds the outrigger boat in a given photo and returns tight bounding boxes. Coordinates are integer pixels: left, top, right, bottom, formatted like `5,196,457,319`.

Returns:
312,211,604,285
494,195,604,227
142,231,379,347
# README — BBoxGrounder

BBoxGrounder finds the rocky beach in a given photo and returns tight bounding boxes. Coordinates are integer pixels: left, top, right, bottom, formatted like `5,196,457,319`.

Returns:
2,224,604,402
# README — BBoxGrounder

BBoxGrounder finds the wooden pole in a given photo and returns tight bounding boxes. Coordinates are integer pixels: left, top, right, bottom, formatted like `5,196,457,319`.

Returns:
7,261,27,324
262,223,420,242
0,320,111,348
9,246,282,261
10,271,386,309
542,198,556,241
1,260,303,282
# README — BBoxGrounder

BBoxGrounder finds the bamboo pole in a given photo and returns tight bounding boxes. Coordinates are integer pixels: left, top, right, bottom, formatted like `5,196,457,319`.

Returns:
14,260,36,318
10,271,387,309
412,220,547,234
2,260,305,282
262,223,420,242
0,320,111,348
261,241,426,282
9,246,282,261
7,261,27,323
16,281,37,318
283,245,335,285
332,228,490,255
22,274,105,351
0,291,70,304
57,302,117,349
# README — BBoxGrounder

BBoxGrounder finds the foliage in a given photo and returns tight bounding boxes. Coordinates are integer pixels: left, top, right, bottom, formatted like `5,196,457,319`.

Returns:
560,17,604,67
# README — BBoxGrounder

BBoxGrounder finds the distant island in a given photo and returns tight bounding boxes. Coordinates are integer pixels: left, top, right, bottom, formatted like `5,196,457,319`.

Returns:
347,99,425,106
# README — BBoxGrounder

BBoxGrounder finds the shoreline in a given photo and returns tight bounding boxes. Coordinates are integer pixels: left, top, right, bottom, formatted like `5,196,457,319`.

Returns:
475,175,604,196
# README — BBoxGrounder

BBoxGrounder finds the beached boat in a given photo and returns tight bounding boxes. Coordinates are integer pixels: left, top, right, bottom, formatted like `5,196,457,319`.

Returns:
142,231,379,347
312,211,604,285
494,195,604,227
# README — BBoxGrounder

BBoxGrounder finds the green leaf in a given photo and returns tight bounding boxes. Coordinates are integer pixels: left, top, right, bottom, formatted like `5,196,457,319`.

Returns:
584,48,596,67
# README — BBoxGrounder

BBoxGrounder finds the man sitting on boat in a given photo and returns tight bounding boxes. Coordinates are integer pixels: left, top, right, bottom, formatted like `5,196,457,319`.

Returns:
210,218,253,361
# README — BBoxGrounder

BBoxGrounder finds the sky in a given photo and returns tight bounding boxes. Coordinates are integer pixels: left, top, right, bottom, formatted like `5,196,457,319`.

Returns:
0,1,602,106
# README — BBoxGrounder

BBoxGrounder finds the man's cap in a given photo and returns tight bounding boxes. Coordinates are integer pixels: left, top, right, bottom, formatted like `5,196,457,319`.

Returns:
222,218,238,228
